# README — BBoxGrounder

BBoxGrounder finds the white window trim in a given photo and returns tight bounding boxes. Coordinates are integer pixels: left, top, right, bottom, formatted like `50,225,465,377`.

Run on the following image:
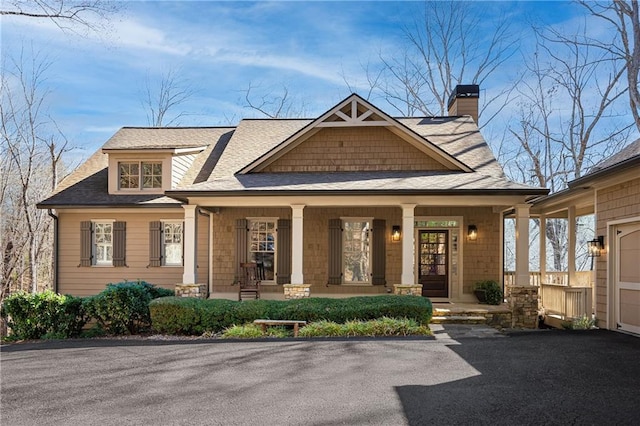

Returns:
107,154,172,195
247,217,278,284
92,219,115,267
341,217,373,285
162,220,184,267
117,160,163,191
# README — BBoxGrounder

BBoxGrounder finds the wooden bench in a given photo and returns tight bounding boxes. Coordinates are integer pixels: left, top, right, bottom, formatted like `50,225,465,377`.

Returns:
253,319,307,337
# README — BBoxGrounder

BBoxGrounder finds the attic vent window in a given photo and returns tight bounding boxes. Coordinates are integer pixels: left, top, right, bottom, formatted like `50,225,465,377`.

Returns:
118,161,162,190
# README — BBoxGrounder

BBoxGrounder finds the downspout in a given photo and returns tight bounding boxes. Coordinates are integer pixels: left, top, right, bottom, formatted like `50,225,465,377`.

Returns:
47,209,59,293
198,208,213,297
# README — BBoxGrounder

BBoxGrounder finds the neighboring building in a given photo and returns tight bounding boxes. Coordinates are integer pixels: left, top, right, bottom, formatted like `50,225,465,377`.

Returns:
532,139,640,334
38,87,547,302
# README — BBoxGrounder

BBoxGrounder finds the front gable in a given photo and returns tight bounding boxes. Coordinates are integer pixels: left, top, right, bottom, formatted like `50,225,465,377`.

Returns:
239,94,472,174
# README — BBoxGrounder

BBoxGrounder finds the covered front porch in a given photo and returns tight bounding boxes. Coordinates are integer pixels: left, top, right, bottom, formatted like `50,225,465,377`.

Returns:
176,193,537,305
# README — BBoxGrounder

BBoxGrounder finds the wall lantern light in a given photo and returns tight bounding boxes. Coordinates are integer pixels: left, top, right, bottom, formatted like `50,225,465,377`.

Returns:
467,225,478,242
588,236,605,258
392,225,401,242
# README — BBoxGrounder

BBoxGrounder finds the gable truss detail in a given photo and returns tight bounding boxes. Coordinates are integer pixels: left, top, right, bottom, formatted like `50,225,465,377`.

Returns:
316,99,390,127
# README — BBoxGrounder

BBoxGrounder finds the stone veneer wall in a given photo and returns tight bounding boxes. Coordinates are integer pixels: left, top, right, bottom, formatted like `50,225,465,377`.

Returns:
393,284,422,296
175,284,208,299
283,284,311,299
509,286,539,328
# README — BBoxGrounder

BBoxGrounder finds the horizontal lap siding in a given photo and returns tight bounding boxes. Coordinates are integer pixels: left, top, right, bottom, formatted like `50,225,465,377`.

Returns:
595,177,640,329
57,211,209,296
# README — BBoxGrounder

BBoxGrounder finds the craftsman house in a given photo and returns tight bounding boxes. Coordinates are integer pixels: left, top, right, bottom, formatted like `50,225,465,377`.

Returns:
38,86,548,302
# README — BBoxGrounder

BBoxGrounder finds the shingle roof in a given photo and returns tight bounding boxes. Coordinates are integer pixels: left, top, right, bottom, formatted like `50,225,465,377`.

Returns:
102,127,229,150
38,127,234,207
174,170,542,194
588,138,640,173
39,101,547,208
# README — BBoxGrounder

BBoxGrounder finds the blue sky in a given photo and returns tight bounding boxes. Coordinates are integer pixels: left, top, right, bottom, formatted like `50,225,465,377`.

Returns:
2,1,589,157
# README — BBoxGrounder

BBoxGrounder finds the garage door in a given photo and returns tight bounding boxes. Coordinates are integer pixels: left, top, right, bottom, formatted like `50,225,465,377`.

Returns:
616,222,640,334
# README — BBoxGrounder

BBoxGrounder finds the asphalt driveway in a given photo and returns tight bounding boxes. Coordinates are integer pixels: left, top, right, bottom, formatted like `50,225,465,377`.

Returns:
2,327,640,425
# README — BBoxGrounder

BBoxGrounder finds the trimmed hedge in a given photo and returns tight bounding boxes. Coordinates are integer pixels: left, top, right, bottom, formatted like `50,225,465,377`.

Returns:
1,281,174,339
84,280,174,335
150,295,433,335
1,290,86,340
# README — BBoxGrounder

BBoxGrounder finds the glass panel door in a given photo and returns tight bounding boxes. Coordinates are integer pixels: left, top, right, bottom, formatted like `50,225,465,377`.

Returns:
418,230,449,298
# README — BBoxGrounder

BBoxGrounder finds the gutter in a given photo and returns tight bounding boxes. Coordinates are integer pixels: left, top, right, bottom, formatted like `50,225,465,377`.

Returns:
166,187,549,202
47,209,59,293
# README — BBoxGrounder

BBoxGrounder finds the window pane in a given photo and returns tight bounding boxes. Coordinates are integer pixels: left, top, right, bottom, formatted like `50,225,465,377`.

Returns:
248,220,277,281
343,220,370,283
142,162,162,188
119,162,139,189
165,244,182,265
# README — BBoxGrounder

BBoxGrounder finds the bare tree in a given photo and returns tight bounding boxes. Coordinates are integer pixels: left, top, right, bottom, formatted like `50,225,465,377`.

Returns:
243,83,309,118
141,67,195,127
0,0,119,34
360,1,518,124
578,0,640,133
503,25,632,271
0,47,69,298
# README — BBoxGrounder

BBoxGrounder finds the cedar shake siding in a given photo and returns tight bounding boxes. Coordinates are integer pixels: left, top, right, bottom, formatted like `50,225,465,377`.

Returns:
209,206,499,296
262,127,451,173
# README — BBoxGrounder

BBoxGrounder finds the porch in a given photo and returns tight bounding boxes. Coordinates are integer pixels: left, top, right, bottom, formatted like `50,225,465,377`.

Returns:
504,270,594,326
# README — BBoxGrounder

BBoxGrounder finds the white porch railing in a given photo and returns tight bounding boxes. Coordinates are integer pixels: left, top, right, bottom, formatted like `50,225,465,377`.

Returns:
504,271,594,320
540,284,593,320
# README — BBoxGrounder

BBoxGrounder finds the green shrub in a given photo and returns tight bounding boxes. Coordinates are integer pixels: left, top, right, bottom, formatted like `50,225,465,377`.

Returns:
474,280,503,305
84,280,171,335
150,295,432,335
1,290,86,340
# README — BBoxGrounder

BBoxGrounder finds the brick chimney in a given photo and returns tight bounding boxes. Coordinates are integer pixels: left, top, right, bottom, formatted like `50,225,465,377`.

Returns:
447,84,480,124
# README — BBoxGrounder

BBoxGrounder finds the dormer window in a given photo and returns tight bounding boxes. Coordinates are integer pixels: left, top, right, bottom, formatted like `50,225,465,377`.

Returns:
118,161,162,190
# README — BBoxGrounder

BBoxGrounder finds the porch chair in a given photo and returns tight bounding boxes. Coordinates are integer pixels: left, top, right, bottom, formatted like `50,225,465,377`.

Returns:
238,262,261,301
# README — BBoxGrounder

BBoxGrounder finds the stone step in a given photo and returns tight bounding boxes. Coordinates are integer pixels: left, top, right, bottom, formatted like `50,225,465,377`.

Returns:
431,315,487,325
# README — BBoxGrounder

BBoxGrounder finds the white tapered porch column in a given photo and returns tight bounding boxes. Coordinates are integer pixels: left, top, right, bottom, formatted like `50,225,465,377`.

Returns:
568,206,576,286
539,214,546,284
515,204,531,287
401,204,416,285
291,204,305,285
182,204,198,284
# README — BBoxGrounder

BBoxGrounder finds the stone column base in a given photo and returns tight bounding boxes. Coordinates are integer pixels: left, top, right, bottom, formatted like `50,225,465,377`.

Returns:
283,284,311,300
175,283,208,299
508,286,539,328
393,284,423,296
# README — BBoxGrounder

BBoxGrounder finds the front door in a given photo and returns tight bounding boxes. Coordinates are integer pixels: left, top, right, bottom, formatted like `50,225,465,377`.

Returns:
419,230,448,298
616,222,640,334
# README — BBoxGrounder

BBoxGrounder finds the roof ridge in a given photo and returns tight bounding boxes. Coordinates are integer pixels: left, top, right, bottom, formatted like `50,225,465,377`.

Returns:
120,126,236,130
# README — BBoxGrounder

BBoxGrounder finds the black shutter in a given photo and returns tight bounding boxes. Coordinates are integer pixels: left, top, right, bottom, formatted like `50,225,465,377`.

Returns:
328,219,342,284
372,219,386,285
113,221,126,267
236,219,248,279
80,221,92,267
276,219,291,284
149,221,162,267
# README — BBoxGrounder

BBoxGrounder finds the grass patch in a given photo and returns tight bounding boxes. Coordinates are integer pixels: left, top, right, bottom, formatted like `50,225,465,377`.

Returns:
221,324,291,339
299,317,432,338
